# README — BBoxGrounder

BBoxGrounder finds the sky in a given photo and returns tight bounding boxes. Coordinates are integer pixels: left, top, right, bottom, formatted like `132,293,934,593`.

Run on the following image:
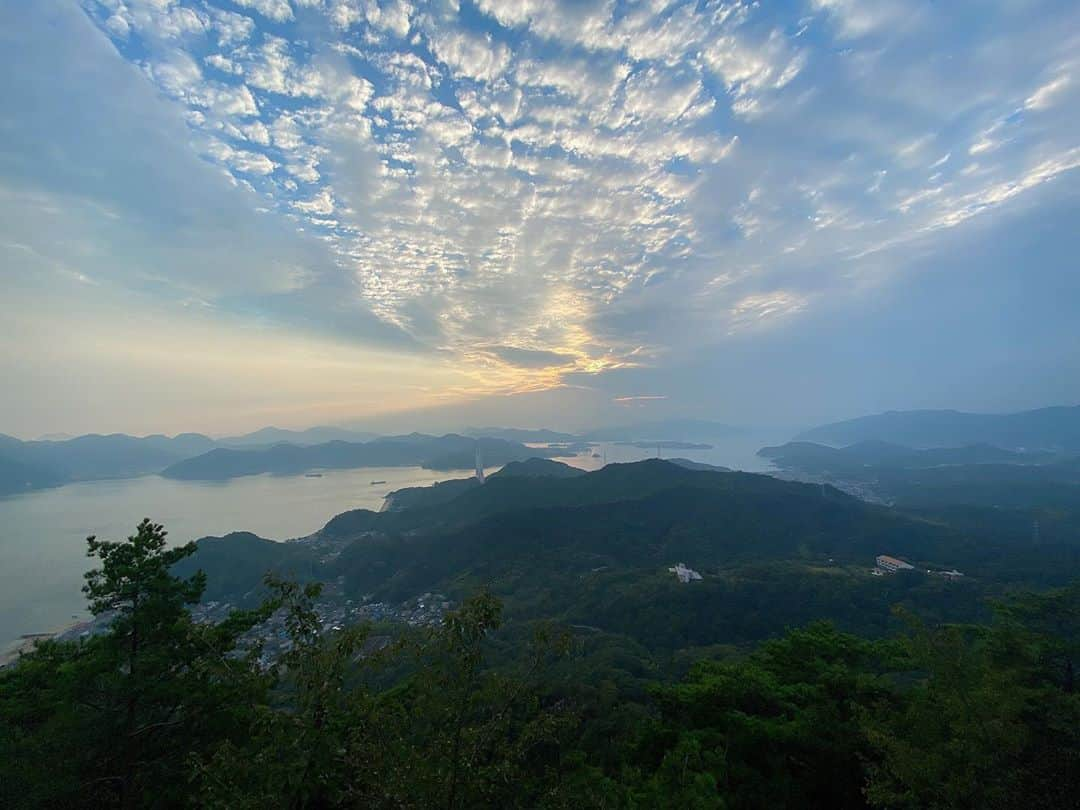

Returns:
1,0,1078,438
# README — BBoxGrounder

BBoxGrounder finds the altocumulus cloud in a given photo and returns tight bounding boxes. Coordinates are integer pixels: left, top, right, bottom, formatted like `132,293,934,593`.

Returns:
12,0,1080,395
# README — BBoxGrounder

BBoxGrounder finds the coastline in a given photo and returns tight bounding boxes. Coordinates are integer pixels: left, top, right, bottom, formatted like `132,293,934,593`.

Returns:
0,615,96,669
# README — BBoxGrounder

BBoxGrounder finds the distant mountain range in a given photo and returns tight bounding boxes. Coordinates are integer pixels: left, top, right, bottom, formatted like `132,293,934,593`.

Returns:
7,405,1078,497
216,426,381,447
0,426,390,495
0,432,217,494
161,435,569,481
797,406,1080,450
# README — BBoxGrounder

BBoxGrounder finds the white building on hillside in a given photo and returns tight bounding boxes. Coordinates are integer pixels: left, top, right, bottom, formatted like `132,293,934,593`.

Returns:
876,555,914,574
669,563,703,583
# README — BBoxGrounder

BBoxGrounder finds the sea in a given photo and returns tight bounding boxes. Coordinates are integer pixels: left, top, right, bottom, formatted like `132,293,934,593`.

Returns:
0,436,780,652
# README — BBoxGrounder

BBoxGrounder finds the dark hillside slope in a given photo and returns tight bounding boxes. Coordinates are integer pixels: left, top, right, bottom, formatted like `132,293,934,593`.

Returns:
330,469,954,600
383,477,481,512
322,460,837,538
172,532,319,604
328,478,1008,647
490,458,586,479
175,459,1079,650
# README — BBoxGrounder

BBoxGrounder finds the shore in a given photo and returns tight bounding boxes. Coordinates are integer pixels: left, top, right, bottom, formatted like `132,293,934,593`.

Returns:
0,616,93,669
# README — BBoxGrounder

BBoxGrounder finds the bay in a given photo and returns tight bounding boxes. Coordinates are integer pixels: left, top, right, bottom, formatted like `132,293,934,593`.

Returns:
0,434,780,651
0,466,447,651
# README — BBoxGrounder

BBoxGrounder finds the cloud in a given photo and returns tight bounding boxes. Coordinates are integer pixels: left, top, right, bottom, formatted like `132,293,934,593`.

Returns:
291,188,336,214
234,0,294,24
2,0,1078,433
204,139,276,174
1024,73,1071,111
484,346,578,369
729,292,808,333
0,1,413,351
427,27,510,83
810,0,913,39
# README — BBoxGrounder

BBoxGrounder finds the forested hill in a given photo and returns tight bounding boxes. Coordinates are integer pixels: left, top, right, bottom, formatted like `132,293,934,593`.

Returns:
174,459,1080,651
321,459,856,538
758,439,1080,513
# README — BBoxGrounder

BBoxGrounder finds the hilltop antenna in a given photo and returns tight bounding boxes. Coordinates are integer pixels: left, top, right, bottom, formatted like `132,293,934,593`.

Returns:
474,442,485,483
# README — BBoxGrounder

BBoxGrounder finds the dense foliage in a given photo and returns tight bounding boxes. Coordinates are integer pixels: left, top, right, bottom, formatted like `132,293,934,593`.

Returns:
2,519,1078,808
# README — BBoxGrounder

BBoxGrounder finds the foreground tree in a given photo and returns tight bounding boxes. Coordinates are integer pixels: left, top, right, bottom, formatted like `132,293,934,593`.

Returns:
0,520,272,808
862,588,1080,809
636,622,893,809
195,587,583,809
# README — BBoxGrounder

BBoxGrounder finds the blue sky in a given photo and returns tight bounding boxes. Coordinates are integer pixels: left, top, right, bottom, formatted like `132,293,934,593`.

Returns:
1,0,1078,436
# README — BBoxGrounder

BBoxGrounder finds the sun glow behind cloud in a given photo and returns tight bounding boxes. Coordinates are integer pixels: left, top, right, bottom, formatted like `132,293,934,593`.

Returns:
77,2,1078,369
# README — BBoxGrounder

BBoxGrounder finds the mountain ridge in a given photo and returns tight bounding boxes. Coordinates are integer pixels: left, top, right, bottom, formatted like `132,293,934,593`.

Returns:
797,406,1080,450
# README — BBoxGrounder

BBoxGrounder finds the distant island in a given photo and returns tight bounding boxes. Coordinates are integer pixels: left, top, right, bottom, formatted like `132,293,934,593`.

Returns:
797,405,1080,451
0,425,379,495
161,434,570,482
0,428,574,493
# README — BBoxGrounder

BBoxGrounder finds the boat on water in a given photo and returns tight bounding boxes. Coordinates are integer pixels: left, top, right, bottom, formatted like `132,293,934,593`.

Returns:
304,472,323,478
370,480,387,485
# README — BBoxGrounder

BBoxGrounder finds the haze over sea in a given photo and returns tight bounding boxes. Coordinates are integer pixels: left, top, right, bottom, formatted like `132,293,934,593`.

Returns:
0,436,777,650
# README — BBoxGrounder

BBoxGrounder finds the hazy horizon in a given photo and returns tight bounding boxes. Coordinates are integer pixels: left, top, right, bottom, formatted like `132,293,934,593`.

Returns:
8,399,1080,445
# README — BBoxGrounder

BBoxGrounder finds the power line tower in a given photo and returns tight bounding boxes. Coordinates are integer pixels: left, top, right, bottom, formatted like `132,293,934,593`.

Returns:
474,443,485,483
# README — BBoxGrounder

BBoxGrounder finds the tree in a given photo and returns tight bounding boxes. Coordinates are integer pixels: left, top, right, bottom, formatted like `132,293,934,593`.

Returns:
191,577,378,809
1,519,273,809
194,587,584,809
638,622,890,809
862,591,1080,809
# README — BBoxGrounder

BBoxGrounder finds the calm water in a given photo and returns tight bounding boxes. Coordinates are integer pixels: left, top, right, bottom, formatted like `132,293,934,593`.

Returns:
557,434,780,474
0,466,450,650
0,436,780,650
